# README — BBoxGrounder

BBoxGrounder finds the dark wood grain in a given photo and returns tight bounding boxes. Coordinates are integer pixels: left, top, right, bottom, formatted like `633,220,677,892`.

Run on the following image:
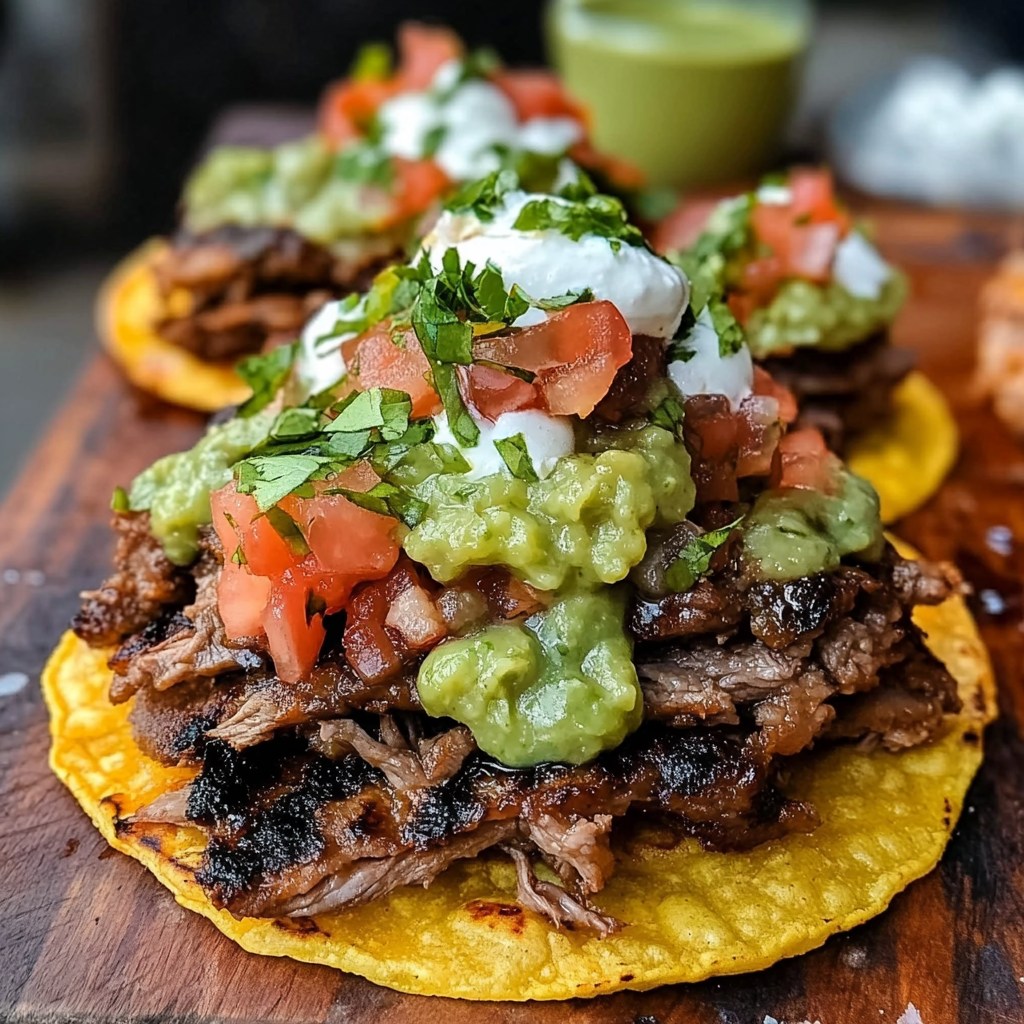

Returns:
2,205,1024,1023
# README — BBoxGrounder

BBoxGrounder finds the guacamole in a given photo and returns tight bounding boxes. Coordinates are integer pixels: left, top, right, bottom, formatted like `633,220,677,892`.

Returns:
128,412,273,565
403,426,695,590
182,137,399,245
741,467,884,581
417,589,642,766
743,272,908,357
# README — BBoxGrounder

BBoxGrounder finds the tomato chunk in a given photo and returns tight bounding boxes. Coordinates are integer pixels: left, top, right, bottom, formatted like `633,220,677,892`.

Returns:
772,428,839,492
752,366,799,424
472,301,632,417
463,363,540,420
341,323,441,418
395,22,463,90
650,197,718,255
493,69,586,123
389,158,450,223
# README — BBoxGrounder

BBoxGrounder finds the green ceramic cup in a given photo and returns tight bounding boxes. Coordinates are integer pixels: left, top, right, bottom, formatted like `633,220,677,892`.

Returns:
546,0,811,188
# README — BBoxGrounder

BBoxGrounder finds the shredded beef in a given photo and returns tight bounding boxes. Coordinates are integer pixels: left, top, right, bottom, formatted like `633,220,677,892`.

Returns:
73,513,191,647
636,553,961,756
761,334,915,451
154,225,397,361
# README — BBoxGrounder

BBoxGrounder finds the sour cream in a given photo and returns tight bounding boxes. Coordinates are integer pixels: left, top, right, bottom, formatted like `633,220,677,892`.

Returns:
295,298,355,395
422,190,689,338
377,60,584,183
667,306,753,410
432,407,575,481
832,230,894,300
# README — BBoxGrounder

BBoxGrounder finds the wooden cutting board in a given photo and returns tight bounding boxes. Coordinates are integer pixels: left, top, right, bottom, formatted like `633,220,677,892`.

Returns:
2,204,1023,1024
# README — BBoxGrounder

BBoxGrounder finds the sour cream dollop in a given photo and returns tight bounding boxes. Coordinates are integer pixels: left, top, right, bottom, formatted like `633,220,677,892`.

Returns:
295,298,354,396
378,60,583,183
422,190,689,338
432,408,575,481
832,230,894,300
667,306,753,411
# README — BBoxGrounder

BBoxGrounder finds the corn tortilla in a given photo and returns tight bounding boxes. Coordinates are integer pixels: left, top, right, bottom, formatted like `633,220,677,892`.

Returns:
97,242,251,414
847,372,957,524
43,547,994,1000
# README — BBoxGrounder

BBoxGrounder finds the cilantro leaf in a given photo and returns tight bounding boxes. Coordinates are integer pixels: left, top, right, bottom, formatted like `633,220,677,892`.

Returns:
262,506,310,557
328,480,428,528
665,341,696,364
493,433,539,482
422,124,447,158
512,194,645,248
431,362,479,445
412,275,474,364
326,387,411,441
651,393,686,435
270,407,321,440
444,169,518,221
235,343,298,416
709,300,745,357
664,518,742,592
234,454,328,511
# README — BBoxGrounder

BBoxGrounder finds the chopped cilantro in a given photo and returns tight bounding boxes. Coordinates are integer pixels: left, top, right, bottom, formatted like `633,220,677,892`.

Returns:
334,141,394,187
328,480,428,527
493,433,539,481
422,124,447,158
664,518,742,592
651,393,686,436
326,387,412,441
431,362,479,446
111,486,130,513
444,169,518,221
235,454,329,511
263,506,311,557
709,301,745,358
235,342,298,416
512,194,645,249
269,407,320,441
665,341,696,364
349,41,392,81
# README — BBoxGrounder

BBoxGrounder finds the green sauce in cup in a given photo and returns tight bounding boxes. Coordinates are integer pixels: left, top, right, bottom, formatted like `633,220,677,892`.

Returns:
547,0,810,187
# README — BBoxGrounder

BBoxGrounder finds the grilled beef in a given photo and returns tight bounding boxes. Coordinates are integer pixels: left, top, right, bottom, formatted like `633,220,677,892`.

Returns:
139,725,811,920
761,334,915,451
73,513,192,647
154,225,398,361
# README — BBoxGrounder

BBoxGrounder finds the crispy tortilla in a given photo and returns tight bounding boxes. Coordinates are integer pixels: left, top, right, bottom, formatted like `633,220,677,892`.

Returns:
97,242,251,414
848,371,958,523
43,552,993,1000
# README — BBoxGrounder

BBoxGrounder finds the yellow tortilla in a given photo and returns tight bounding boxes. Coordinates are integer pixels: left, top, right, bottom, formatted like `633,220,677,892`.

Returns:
97,242,251,413
847,371,958,523
43,549,993,1000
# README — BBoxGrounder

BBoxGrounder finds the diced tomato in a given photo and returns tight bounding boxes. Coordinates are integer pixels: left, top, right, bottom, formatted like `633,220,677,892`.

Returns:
752,366,799,424
217,560,272,638
341,323,441,418
389,158,450,223
650,197,718,255
493,69,587,123
282,485,399,582
568,139,646,191
735,395,784,478
319,77,399,147
751,203,795,263
472,301,632,417
772,428,839,492
260,568,327,686
210,471,402,683
787,221,841,283
395,22,463,90
789,167,849,231
463,363,540,420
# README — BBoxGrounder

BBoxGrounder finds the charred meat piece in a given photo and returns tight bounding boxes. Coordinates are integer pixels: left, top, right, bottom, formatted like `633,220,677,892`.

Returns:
73,512,192,648
178,725,811,920
761,334,914,452
595,336,665,422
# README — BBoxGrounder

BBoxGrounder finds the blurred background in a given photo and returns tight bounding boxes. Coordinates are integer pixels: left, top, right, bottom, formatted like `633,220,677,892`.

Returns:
1,0,1022,494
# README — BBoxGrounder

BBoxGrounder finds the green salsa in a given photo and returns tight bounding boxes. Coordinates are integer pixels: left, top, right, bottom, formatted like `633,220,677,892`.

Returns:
548,0,808,186
402,426,695,589
417,589,642,766
128,412,273,565
741,467,884,581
